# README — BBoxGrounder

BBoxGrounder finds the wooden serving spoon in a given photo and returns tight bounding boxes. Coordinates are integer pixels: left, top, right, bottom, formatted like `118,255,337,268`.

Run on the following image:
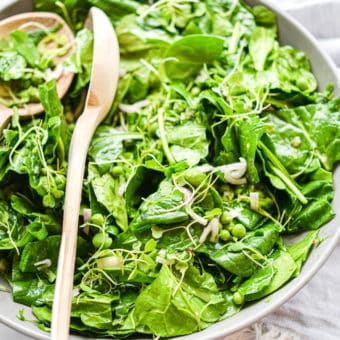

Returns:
51,7,120,340
0,12,74,132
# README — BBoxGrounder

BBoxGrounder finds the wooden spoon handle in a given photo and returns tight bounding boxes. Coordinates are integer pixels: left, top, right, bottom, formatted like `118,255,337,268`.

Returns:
51,111,99,340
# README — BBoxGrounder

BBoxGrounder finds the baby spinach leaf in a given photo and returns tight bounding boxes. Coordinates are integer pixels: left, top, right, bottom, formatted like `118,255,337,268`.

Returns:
89,125,142,166
238,250,296,301
164,35,224,79
238,265,275,301
132,265,229,337
11,278,54,306
263,113,319,175
199,89,233,115
88,164,128,231
252,5,277,30
10,30,40,67
302,168,334,201
130,180,188,231
258,138,308,204
71,295,114,330
0,201,26,250
285,199,335,233
18,235,61,272
0,52,26,80
166,121,209,166
63,28,94,96
125,165,164,218
270,99,340,171
89,0,139,24
249,27,275,71
287,230,319,276
275,46,317,94
238,115,267,182
39,79,68,159
166,35,224,64
198,223,280,277
116,14,170,55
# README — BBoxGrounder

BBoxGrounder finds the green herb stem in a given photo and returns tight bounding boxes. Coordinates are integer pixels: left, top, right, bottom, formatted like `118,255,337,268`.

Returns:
259,141,307,204
158,108,176,165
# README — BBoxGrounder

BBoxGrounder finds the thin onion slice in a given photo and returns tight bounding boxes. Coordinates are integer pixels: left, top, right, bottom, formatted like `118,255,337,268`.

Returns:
209,217,220,243
219,157,247,185
118,99,150,113
199,217,219,244
250,192,259,211
34,258,52,268
177,186,208,226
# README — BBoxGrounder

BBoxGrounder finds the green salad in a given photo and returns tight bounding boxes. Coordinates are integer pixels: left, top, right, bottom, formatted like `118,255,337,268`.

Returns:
1,0,340,338
0,20,71,108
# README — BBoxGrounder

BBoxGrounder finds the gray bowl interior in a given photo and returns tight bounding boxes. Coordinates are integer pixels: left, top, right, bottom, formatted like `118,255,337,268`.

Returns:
0,0,339,339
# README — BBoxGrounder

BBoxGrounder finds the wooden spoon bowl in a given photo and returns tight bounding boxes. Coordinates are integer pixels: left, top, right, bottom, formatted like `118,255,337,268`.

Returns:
0,12,74,130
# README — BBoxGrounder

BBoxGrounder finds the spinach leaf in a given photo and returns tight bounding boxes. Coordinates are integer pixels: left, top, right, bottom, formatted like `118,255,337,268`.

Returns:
287,230,319,276
125,165,164,218
10,30,40,67
0,52,26,80
18,235,61,272
0,201,25,251
89,0,140,24
286,199,335,233
198,223,280,277
12,278,54,306
88,164,128,231
166,34,224,64
132,265,229,337
267,99,340,171
130,180,188,231
238,115,267,182
63,29,94,96
89,125,142,167
252,5,277,30
258,138,307,204
164,35,224,79
249,27,275,71
166,121,209,166
238,265,275,301
238,250,296,301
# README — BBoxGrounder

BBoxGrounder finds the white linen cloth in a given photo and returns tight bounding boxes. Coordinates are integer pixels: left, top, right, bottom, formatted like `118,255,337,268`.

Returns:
0,0,339,339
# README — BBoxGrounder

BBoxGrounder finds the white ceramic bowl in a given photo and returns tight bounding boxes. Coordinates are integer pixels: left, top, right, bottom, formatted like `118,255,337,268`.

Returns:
0,0,339,339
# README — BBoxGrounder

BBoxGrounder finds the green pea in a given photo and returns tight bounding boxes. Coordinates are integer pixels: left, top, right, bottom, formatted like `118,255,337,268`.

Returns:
91,213,105,226
233,291,244,305
92,232,112,249
220,211,233,225
219,229,230,242
111,165,123,177
184,170,207,188
190,86,200,96
231,223,246,238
